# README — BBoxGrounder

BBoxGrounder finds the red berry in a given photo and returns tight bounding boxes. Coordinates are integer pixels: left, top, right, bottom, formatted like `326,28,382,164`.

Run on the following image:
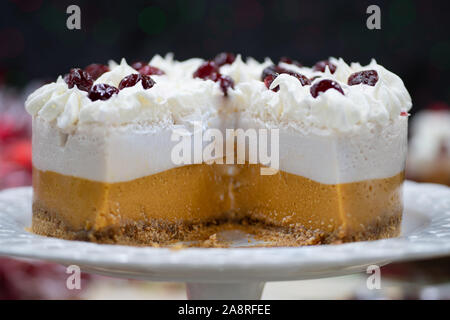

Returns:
285,71,311,86
193,61,234,96
264,74,279,92
310,79,344,98
261,65,279,81
139,65,165,76
400,111,409,116
347,70,379,86
214,52,236,66
119,74,156,90
262,65,310,87
88,84,119,101
84,64,109,80
64,68,93,92
219,75,234,96
131,61,147,70
131,62,165,75
193,61,220,79
279,56,302,67
313,60,337,74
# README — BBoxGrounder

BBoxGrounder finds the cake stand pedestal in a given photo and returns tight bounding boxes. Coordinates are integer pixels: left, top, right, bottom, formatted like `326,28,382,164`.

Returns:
0,182,449,300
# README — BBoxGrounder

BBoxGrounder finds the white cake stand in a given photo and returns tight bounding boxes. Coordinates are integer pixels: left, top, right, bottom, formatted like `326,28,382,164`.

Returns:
0,181,449,299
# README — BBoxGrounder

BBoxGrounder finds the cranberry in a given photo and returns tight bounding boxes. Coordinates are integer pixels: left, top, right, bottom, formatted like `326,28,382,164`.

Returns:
264,74,279,92
139,65,165,76
261,65,279,80
64,68,93,92
279,56,302,67
313,60,337,74
347,70,378,86
285,71,311,86
193,61,220,80
131,61,147,71
214,52,236,66
310,79,344,98
88,84,119,101
84,64,109,80
218,75,234,96
119,74,156,90
262,65,310,87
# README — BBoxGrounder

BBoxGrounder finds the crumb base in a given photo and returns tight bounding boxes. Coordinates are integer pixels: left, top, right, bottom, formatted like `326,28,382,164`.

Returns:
32,205,401,248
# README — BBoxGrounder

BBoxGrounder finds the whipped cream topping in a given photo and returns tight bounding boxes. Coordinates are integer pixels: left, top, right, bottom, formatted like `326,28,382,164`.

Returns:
26,57,222,132
230,58,412,132
25,55,412,133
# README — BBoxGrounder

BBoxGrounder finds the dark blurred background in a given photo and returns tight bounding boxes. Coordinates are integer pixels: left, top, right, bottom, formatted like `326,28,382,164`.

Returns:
0,0,449,113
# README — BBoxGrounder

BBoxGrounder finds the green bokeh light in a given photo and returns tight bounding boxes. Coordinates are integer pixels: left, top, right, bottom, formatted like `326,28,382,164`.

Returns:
138,6,166,35
93,18,121,45
389,0,416,28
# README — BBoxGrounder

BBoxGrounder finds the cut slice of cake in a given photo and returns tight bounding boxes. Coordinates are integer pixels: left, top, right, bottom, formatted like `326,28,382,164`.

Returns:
25,54,412,246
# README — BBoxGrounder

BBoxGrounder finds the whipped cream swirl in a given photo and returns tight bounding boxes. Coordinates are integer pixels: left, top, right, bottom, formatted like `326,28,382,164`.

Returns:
25,55,412,133
231,58,412,132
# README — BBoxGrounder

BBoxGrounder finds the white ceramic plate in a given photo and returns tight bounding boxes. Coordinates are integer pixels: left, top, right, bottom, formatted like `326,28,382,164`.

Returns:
0,181,449,283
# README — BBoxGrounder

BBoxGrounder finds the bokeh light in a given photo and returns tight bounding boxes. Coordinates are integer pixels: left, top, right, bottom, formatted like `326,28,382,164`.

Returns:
138,6,166,36
10,0,42,12
0,28,24,59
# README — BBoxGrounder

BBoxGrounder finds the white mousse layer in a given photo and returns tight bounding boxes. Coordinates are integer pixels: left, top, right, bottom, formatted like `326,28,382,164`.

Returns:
32,114,407,184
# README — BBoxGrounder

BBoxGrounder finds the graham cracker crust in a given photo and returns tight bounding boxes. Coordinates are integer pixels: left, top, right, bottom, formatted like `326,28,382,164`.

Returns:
32,204,401,248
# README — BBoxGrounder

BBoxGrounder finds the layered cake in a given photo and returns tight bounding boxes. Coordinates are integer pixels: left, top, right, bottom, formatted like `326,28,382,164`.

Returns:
25,53,412,246
407,108,450,186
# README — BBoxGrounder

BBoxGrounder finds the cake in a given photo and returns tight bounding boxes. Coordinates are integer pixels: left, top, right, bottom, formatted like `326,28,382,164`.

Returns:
407,108,450,186
25,53,412,246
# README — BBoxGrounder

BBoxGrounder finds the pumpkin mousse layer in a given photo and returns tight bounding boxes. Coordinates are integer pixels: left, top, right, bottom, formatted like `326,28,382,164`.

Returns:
32,165,403,245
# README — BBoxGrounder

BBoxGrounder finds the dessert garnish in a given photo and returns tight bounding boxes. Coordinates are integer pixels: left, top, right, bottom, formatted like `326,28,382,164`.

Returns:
313,60,337,74
131,61,165,75
347,70,378,86
261,65,280,80
219,75,234,96
138,65,165,76
288,72,311,86
262,65,310,90
279,56,302,67
64,68,93,92
193,61,234,95
310,79,344,98
84,64,110,80
119,74,156,90
264,74,279,92
131,61,147,70
213,52,236,67
193,61,220,80
88,83,119,101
